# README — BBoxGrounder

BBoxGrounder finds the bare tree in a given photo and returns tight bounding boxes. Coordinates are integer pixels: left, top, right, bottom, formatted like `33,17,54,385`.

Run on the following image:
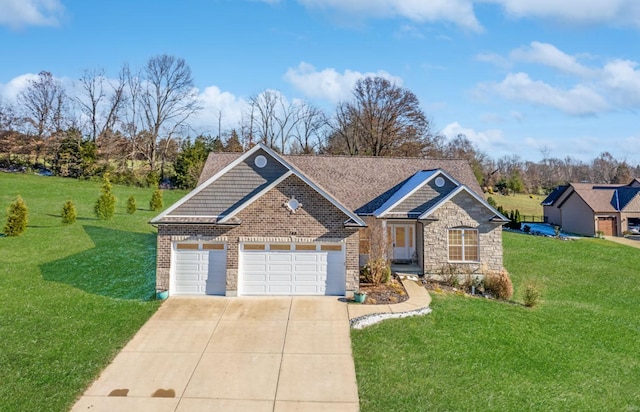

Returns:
291,103,326,154
248,90,279,149
76,68,125,143
139,54,200,172
274,97,301,153
18,71,68,164
329,76,434,157
19,71,68,137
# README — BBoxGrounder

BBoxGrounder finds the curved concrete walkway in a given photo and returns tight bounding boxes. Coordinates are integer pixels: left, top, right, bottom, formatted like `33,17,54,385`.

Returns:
72,281,431,412
604,235,640,250
347,278,432,321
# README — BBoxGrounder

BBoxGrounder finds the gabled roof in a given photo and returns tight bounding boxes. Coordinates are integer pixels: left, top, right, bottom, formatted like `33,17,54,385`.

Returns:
616,187,640,211
197,151,482,215
373,170,438,217
555,181,640,213
151,144,366,226
418,185,510,222
372,170,462,218
541,185,569,206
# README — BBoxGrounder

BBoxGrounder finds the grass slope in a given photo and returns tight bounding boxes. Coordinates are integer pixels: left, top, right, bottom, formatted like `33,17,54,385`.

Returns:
488,193,544,217
0,173,185,411
352,232,640,411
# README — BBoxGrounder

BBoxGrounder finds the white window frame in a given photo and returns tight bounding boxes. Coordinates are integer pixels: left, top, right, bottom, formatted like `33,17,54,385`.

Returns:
447,228,479,262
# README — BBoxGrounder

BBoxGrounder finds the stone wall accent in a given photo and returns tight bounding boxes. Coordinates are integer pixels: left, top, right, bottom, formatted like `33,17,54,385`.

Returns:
422,190,504,275
156,173,360,295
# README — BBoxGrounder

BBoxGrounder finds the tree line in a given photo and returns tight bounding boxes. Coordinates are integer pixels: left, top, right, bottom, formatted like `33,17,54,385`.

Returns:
0,55,637,191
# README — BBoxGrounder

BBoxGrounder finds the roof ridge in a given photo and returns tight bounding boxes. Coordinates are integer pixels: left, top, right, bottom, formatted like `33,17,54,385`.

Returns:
284,153,470,161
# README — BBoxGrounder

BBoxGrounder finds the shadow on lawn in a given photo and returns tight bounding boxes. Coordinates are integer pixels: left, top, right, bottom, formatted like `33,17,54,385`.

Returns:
40,225,157,300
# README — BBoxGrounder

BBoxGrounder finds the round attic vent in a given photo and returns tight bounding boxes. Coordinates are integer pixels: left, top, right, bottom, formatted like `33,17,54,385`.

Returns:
286,197,302,213
255,155,267,168
435,176,445,187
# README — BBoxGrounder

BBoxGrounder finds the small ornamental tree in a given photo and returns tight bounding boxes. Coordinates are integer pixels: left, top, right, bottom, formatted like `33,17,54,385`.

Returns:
126,196,137,214
149,188,163,211
94,174,116,220
4,196,28,236
61,200,77,225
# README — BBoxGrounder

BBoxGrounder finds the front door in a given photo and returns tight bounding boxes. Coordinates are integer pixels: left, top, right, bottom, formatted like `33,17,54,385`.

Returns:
389,224,415,261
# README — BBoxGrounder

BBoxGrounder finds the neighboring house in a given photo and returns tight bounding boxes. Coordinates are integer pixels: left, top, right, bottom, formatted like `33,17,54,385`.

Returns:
151,143,508,297
542,180,640,237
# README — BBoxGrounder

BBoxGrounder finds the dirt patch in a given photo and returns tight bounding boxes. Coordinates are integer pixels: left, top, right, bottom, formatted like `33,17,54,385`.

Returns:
357,276,409,304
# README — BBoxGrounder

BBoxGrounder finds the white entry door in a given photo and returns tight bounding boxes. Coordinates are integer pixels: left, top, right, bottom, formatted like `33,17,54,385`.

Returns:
389,224,415,261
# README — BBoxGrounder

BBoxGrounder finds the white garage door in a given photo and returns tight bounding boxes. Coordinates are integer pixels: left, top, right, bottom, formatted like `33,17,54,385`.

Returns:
173,243,226,295
240,243,346,296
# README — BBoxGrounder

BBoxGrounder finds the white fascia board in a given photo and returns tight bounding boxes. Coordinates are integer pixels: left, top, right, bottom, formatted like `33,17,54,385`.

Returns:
418,185,510,221
259,144,367,227
375,169,461,218
217,171,293,223
150,145,264,223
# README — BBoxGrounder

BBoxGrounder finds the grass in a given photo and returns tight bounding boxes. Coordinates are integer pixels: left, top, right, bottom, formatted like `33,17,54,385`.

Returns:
352,232,640,411
487,192,544,217
0,173,185,411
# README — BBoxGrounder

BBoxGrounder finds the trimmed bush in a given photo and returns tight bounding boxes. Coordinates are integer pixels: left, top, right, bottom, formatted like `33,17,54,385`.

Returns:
126,196,137,214
149,188,163,211
4,196,28,236
94,175,116,220
362,258,391,286
484,268,514,300
522,282,542,307
61,200,77,225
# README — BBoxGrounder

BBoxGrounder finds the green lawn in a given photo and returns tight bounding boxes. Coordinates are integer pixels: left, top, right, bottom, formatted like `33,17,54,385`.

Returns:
488,193,544,217
352,232,640,411
0,173,185,411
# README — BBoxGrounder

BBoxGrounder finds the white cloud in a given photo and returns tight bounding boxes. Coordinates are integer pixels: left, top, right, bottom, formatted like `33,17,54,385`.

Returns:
0,0,64,29
510,111,524,122
190,86,246,136
441,121,508,152
297,0,483,32
282,0,640,32
600,59,640,107
510,42,594,77
476,41,640,115
475,52,512,70
485,72,609,116
484,0,640,28
284,62,403,103
0,73,39,102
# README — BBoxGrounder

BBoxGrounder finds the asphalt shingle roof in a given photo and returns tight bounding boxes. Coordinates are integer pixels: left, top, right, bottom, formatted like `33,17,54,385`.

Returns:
197,152,481,213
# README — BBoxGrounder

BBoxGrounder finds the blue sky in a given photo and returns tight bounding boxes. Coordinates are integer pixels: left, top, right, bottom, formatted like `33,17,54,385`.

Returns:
1,0,639,165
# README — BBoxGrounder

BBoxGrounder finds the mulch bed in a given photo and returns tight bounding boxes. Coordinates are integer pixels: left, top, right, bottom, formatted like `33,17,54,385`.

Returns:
357,276,409,304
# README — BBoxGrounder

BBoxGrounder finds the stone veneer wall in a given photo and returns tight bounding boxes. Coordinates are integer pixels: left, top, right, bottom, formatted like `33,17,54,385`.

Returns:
422,190,504,275
156,174,360,295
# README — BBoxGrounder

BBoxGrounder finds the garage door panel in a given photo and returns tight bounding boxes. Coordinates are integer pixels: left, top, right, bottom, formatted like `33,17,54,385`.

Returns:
173,245,226,296
268,254,293,262
294,253,319,262
294,264,321,273
268,263,293,271
268,285,294,294
269,274,292,282
240,244,345,296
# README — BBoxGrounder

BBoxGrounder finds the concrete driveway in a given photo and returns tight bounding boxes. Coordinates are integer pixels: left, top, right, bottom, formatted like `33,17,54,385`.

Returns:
72,297,359,412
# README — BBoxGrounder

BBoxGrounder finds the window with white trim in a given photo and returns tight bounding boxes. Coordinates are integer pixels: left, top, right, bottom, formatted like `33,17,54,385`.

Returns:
448,228,479,262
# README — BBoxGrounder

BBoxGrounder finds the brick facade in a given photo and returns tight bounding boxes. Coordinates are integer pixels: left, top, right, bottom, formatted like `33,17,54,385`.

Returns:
156,174,359,296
